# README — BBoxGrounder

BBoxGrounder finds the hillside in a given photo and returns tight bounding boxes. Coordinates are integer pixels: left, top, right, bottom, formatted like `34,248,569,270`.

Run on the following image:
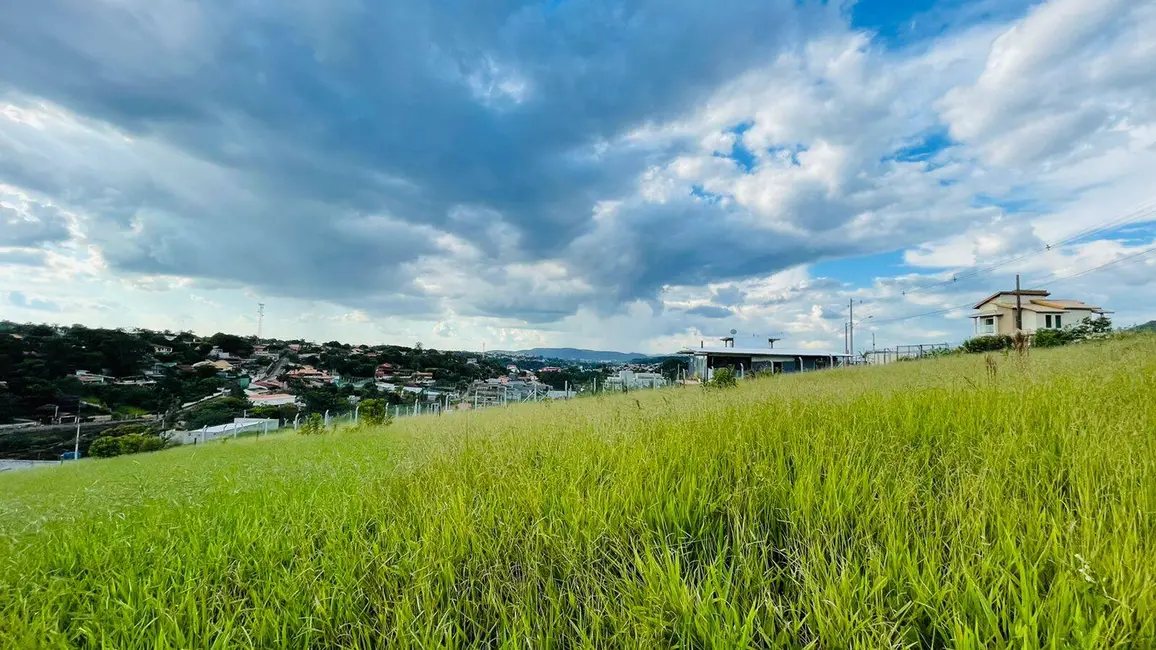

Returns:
495,347,650,362
2,335,1155,647
1133,320,1156,333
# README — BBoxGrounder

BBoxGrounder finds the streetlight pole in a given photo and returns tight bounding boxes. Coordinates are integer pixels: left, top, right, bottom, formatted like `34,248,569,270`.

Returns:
73,415,81,460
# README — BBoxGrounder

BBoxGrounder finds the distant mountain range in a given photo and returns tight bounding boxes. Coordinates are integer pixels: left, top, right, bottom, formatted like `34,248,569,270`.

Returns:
492,347,655,363
1132,320,1156,333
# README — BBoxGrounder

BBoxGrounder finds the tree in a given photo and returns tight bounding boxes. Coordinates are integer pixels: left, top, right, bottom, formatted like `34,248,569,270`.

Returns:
359,399,392,427
299,386,349,415
658,357,689,381
183,397,250,429
208,333,253,358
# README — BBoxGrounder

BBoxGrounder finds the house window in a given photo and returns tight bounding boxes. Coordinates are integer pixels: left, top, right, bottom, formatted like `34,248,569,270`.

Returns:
979,317,996,335
1045,314,1063,329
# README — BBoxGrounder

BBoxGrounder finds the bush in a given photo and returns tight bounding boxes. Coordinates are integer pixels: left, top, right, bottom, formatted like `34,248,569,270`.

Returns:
1032,328,1073,348
709,367,738,389
961,335,1012,353
88,436,121,458
117,434,148,455
359,399,392,428
299,413,325,435
139,436,166,453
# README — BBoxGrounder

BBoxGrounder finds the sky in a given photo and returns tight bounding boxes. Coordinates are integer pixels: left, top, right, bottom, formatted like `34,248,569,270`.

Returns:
1,0,1154,354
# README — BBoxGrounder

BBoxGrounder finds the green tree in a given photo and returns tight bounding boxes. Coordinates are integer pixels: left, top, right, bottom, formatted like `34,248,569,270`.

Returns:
658,357,689,381
359,399,392,427
299,386,349,415
183,397,250,429
208,333,253,358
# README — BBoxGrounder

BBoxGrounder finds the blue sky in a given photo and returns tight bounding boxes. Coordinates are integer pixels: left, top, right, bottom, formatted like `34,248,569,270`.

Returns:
1,0,1154,353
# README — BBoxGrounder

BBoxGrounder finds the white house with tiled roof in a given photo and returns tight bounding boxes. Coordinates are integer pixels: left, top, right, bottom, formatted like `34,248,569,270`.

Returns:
970,289,1108,336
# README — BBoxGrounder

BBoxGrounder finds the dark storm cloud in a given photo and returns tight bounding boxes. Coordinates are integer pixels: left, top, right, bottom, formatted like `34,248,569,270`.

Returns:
0,0,843,318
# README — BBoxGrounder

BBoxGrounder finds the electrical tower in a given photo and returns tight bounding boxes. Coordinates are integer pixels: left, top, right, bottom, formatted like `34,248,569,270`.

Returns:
257,303,265,340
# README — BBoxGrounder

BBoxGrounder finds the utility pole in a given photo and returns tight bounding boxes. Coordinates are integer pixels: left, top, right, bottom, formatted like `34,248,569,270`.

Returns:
1015,274,1023,332
849,298,855,359
73,415,81,460
872,332,876,352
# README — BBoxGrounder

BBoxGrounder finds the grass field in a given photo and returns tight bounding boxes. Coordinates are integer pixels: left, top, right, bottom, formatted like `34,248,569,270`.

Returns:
2,336,1155,648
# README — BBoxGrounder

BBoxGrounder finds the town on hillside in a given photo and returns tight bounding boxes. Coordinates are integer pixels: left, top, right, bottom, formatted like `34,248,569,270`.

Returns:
0,286,1126,462
0,321,686,460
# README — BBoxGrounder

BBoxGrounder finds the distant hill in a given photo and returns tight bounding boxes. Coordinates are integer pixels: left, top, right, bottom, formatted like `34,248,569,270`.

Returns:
1132,320,1156,333
494,347,652,363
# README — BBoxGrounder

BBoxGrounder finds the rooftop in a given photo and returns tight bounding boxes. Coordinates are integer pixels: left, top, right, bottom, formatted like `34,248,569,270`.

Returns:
679,346,850,358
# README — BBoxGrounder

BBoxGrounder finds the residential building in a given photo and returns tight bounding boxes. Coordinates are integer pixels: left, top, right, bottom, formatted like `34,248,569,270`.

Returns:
679,340,850,380
286,366,334,383
152,344,173,355
603,370,666,391
74,370,108,385
248,393,298,407
970,289,1108,336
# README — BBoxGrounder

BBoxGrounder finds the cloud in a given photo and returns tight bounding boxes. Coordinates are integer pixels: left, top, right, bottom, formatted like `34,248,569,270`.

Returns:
0,0,1153,351
0,248,47,267
0,202,71,247
684,305,734,319
8,290,60,312
938,0,1156,169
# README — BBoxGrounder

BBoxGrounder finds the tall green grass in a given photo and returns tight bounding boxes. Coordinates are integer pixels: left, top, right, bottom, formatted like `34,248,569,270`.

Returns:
2,336,1154,648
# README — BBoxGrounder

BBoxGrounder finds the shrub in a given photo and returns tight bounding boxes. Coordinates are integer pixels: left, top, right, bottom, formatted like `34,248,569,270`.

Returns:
138,436,166,453
88,436,121,458
359,399,392,428
118,434,148,455
961,335,1012,353
709,367,738,389
299,413,325,435
1032,328,1073,348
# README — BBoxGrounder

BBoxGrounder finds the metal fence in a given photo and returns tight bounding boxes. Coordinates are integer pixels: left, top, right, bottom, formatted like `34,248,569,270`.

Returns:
863,343,951,365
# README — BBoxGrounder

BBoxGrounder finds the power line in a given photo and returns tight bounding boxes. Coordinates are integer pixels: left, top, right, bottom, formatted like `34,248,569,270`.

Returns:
1023,243,1156,287
881,200,1156,301
865,242,1156,328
